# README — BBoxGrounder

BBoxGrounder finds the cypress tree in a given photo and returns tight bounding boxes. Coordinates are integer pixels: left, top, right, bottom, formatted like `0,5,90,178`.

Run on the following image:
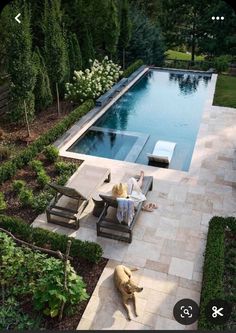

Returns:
43,0,69,96
118,0,132,69
4,0,36,123
68,32,83,78
104,0,120,57
81,27,95,69
33,47,53,112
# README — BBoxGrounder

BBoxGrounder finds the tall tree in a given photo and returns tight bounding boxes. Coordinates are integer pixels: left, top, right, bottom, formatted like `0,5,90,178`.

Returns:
33,47,52,112
4,0,36,123
68,32,83,77
43,0,69,96
118,0,132,69
104,0,120,57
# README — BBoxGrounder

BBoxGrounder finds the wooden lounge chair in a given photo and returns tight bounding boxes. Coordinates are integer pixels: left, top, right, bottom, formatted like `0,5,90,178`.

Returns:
96,176,153,243
147,140,176,165
46,164,111,229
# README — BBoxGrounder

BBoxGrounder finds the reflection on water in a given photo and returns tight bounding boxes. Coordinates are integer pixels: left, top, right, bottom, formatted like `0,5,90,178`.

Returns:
169,73,211,95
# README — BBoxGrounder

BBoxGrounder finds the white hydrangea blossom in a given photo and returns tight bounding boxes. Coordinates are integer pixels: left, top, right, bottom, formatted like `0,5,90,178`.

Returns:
65,56,123,103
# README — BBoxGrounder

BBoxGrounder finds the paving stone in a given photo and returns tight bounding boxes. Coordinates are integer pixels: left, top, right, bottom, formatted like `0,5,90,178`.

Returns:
169,257,194,280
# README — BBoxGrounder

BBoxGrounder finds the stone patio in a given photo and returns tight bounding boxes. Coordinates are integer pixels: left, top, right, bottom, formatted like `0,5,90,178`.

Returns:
32,73,236,330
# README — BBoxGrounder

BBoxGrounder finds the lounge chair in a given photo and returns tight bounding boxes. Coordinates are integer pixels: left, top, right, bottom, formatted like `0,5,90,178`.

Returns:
147,140,176,165
97,175,153,243
46,164,111,229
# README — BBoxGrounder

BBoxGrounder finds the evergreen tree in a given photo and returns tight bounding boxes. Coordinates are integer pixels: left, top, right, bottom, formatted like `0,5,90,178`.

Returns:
126,6,165,66
33,47,53,112
43,0,69,96
68,32,83,78
80,27,95,68
4,0,36,123
118,0,132,69
104,0,120,57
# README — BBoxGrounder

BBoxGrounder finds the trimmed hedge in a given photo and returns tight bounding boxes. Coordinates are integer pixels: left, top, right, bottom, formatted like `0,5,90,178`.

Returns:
122,59,144,78
0,100,94,185
0,215,103,263
198,216,236,330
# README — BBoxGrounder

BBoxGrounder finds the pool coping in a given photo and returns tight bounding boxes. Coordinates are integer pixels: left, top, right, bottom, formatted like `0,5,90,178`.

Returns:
57,68,218,174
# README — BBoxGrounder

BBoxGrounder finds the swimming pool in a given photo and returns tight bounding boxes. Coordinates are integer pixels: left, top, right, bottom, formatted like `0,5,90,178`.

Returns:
68,69,212,171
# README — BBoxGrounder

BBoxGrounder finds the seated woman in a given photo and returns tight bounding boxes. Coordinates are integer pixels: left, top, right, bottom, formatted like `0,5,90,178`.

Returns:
112,171,157,212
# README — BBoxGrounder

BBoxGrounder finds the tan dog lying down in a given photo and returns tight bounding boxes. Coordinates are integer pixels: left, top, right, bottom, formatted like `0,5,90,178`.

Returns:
114,265,143,320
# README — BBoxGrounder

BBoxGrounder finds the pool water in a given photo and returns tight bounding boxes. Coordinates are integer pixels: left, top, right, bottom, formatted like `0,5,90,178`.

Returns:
68,69,211,171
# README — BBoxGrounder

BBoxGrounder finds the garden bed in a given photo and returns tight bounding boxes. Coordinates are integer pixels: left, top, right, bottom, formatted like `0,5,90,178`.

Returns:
0,152,82,223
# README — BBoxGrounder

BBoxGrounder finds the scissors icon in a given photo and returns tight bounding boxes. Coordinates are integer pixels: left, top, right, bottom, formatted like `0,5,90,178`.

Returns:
212,306,224,318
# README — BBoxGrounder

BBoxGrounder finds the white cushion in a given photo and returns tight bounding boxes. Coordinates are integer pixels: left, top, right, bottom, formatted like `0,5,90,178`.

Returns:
147,140,176,164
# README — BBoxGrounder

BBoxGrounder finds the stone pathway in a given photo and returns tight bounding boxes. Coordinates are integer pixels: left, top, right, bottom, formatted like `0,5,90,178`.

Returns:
32,74,236,330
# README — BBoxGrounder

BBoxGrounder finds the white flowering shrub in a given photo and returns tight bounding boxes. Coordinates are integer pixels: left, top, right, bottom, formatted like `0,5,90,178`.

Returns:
65,56,123,102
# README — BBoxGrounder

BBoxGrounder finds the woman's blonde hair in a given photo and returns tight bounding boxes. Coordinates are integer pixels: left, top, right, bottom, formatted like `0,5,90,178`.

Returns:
112,183,128,198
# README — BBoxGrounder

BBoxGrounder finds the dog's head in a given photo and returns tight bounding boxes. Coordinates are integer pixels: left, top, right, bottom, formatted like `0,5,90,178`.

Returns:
124,279,143,295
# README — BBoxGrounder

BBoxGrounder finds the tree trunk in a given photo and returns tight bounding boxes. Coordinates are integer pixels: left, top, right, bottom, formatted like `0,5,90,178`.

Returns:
56,83,60,117
24,100,31,137
191,36,195,64
122,48,126,70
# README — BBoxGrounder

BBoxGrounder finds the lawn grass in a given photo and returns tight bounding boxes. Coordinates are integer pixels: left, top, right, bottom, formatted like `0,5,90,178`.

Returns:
213,74,236,108
165,50,205,61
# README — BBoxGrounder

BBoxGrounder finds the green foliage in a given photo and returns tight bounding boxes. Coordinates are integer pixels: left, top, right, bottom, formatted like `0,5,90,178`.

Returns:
31,191,54,214
12,180,26,194
80,27,95,69
29,159,43,173
18,187,34,207
126,5,164,66
122,59,144,78
55,161,77,175
43,0,69,95
33,257,88,318
0,192,7,211
104,0,119,56
0,232,88,319
0,100,94,185
198,216,236,330
213,55,232,73
33,47,53,112
36,169,50,188
0,297,41,330
68,32,83,78
0,215,103,263
3,1,36,123
43,145,59,163
0,146,11,162
118,0,132,69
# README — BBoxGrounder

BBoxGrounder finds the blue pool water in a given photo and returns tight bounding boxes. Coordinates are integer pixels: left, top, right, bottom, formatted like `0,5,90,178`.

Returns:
68,69,211,171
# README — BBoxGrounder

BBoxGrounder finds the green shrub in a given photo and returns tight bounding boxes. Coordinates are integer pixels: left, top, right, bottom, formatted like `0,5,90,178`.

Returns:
43,145,59,163
36,169,50,188
12,180,26,194
0,146,11,162
32,191,53,214
0,192,7,211
55,161,77,175
0,215,103,263
213,55,232,73
18,188,34,207
56,173,69,186
0,100,94,185
33,257,88,318
122,59,144,78
29,159,44,173
198,216,236,330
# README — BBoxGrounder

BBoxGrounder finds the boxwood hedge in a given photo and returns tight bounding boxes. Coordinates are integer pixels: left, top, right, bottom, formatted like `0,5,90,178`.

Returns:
0,215,103,263
122,59,144,78
0,100,94,185
198,216,236,330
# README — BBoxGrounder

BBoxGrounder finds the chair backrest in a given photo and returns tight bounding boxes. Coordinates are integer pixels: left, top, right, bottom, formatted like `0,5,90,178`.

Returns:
48,182,85,200
99,194,118,208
